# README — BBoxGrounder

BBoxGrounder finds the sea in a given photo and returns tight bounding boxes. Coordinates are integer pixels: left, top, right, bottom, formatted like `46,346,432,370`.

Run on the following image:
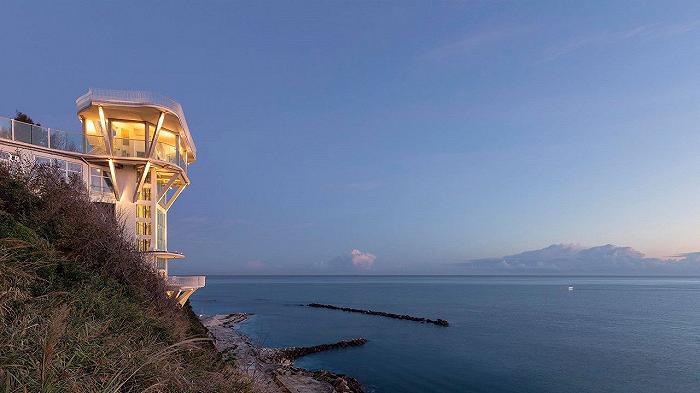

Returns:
189,275,700,393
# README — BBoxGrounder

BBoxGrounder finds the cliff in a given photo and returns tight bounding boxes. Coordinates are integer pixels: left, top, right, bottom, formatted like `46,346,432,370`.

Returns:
0,161,252,392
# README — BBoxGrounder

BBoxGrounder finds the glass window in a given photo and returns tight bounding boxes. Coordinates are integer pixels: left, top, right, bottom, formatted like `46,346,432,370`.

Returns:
67,162,82,178
156,257,167,270
111,121,147,158
137,238,151,252
136,221,152,236
36,156,83,182
155,129,177,164
35,156,51,166
90,167,113,193
139,187,151,201
156,208,166,250
85,120,107,155
138,187,152,201
137,205,151,219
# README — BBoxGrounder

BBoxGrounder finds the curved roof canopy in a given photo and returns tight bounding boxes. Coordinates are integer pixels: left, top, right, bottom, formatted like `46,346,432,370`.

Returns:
76,88,197,160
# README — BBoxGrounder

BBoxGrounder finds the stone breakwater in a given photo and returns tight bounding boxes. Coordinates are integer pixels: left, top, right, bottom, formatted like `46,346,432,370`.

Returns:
306,303,450,327
201,313,365,393
270,338,369,363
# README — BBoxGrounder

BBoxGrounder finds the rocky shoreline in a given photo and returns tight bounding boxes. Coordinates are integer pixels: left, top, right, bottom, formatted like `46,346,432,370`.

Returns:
201,313,366,393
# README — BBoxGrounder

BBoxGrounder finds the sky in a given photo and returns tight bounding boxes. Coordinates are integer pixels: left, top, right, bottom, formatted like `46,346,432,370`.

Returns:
3,1,700,274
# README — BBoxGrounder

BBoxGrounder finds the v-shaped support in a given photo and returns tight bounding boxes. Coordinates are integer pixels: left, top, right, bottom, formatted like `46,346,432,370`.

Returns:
156,172,180,206
132,162,151,202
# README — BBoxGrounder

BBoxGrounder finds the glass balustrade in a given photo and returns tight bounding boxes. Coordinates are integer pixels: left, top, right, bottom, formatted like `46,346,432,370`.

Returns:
13,121,33,144
167,275,206,289
0,118,11,140
31,125,49,147
49,129,84,153
112,137,147,158
86,135,107,155
0,115,106,155
155,141,177,164
0,115,187,172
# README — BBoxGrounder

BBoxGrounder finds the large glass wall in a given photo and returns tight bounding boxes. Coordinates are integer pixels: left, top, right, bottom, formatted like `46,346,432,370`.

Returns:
111,121,147,158
85,120,107,155
155,129,178,164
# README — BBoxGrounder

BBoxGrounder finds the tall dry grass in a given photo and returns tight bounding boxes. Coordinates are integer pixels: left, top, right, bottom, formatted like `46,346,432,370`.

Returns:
0,159,254,392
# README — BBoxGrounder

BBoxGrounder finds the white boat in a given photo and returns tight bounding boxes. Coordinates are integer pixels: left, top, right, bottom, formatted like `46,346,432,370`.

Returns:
568,286,574,291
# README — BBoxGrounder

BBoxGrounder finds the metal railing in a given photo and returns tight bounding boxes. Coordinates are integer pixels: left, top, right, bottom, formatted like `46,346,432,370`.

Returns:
76,88,196,157
167,275,206,289
0,115,106,154
0,115,185,172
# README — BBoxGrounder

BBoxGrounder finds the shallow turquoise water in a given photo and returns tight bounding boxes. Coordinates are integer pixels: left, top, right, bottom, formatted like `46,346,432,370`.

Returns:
190,276,700,392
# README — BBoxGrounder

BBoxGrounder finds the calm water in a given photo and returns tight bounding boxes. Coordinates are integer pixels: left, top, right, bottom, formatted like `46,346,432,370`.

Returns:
190,276,700,393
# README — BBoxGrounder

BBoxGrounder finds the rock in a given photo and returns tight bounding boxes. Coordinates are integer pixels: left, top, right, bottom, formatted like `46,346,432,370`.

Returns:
305,303,450,327
201,313,365,393
273,338,368,363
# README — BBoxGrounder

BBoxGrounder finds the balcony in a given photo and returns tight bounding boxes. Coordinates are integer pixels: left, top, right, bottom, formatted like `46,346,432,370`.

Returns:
0,115,105,155
0,115,186,172
167,275,205,290
76,88,196,159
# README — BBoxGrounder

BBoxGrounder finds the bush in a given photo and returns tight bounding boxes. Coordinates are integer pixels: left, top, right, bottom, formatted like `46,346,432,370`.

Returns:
0,160,253,392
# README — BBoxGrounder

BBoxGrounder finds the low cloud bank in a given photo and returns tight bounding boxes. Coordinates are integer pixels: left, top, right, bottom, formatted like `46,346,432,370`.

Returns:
457,244,700,274
318,249,377,272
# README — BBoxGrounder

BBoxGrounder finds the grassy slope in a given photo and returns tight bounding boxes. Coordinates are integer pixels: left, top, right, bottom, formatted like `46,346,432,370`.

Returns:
0,162,252,392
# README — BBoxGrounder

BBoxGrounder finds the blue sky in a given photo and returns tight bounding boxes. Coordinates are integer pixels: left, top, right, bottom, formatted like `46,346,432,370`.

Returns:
3,1,700,274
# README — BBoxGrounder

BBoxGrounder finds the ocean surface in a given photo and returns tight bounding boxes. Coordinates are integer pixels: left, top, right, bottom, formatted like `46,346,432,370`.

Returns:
190,276,700,393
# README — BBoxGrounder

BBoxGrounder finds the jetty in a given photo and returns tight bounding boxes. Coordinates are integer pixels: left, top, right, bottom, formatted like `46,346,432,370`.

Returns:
268,338,368,363
306,303,449,327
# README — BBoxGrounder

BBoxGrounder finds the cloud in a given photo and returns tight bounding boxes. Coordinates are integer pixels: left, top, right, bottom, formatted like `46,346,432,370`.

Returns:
318,249,377,272
538,20,700,63
456,244,700,274
422,26,530,61
350,249,376,268
246,260,266,269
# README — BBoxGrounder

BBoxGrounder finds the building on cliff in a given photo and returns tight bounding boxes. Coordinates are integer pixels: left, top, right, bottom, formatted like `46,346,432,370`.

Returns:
0,88,205,305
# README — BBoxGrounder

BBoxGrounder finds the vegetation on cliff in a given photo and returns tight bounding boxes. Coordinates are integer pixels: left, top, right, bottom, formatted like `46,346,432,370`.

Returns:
0,160,252,392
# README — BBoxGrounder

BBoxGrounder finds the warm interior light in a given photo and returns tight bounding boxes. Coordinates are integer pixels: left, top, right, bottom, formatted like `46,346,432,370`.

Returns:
98,106,107,132
85,120,97,135
159,129,177,145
